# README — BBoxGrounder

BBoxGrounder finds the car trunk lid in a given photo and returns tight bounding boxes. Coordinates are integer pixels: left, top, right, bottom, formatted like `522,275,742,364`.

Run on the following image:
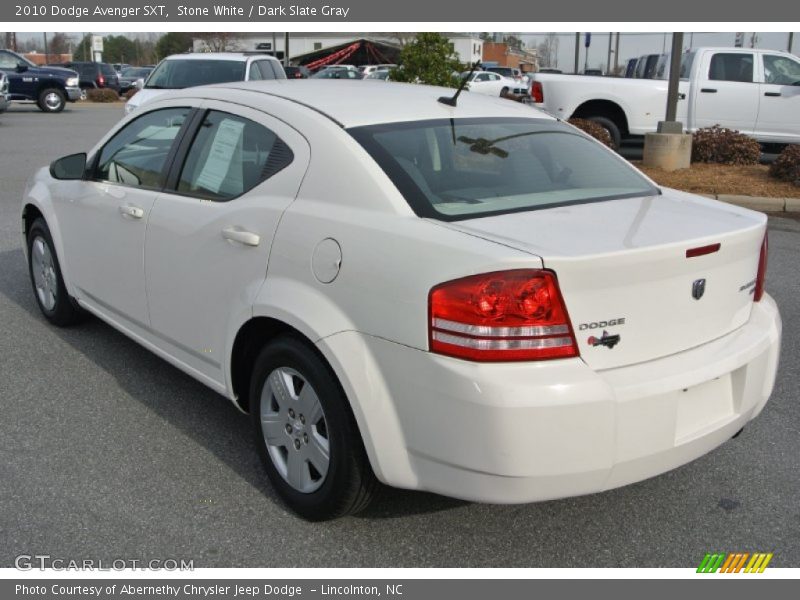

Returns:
436,190,766,370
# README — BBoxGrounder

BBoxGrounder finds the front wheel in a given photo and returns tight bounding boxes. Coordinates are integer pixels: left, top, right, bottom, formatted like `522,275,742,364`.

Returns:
250,335,378,520
38,87,66,113
27,218,85,326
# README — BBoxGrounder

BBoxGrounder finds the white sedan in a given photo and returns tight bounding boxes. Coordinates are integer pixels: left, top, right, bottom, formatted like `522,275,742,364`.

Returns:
22,80,781,520
463,70,526,96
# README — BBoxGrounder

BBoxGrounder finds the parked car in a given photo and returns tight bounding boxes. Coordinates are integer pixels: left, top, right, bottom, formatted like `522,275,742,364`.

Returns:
56,61,121,99
486,66,523,81
118,66,154,95
284,65,311,79
0,49,80,112
531,47,800,148
462,70,526,97
633,53,662,79
360,64,397,76
125,53,287,114
363,70,390,81
0,72,8,114
21,80,782,520
311,67,362,79
112,63,131,75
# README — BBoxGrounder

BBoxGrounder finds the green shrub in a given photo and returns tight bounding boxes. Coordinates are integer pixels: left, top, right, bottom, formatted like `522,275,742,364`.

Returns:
691,125,761,165
567,118,613,147
769,144,800,187
86,88,120,103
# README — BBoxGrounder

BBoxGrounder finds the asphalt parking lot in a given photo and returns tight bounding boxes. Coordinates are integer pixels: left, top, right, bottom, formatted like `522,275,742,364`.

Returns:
0,102,798,568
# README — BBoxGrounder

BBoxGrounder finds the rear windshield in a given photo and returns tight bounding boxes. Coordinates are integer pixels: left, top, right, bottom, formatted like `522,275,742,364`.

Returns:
145,59,246,89
349,118,658,221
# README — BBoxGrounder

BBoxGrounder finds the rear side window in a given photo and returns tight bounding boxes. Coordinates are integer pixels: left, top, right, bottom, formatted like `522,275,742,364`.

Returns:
177,110,293,201
100,64,117,78
709,53,754,82
257,60,284,79
96,107,190,189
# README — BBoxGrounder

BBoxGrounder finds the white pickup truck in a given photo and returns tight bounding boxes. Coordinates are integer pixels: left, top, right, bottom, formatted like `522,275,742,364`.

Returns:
531,47,800,148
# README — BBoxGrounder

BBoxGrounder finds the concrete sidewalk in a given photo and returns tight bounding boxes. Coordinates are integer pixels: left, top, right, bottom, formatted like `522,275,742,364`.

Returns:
701,194,800,213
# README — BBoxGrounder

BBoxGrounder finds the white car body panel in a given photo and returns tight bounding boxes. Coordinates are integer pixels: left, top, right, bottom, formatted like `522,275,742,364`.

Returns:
23,80,782,503
532,47,800,143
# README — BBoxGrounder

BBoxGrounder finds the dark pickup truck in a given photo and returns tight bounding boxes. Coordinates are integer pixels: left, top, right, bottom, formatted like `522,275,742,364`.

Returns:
0,49,81,112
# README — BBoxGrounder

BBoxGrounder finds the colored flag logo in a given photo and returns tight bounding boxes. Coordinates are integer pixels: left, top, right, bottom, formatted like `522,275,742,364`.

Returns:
697,552,773,573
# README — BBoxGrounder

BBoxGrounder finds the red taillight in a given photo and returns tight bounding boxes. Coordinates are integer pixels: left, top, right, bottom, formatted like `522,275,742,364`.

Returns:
754,233,768,302
531,81,544,103
429,269,579,362
97,75,105,86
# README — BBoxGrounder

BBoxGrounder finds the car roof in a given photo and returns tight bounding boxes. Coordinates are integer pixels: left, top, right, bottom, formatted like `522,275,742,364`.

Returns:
163,52,280,63
169,80,554,128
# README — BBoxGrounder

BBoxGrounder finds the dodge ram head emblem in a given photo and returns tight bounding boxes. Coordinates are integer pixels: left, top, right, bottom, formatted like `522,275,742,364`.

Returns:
692,278,706,300
587,330,621,349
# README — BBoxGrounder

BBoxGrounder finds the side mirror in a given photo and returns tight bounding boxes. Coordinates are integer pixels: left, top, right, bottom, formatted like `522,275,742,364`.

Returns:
16,64,28,73
135,78,145,90
50,153,87,180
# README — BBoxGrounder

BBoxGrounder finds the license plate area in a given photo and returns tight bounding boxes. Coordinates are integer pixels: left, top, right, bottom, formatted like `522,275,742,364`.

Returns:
675,375,734,444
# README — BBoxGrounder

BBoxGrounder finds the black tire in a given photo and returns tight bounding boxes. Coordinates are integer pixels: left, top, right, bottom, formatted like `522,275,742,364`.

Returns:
37,87,66,113
587,115,622,150
500,86,510,96
250,335,378,520
27,218,85,326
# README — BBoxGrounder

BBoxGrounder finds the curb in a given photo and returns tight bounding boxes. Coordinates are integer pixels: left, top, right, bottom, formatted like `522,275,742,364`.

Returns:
698,194,800,213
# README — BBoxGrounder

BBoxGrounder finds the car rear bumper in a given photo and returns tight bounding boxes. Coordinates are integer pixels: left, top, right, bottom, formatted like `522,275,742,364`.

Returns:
66,86,81,102
318,294,781,503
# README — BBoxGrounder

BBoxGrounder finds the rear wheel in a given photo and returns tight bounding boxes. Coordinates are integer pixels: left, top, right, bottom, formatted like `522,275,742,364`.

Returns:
250,335,378,520
587,116,622,150
37,87,66,113
27,218,85,326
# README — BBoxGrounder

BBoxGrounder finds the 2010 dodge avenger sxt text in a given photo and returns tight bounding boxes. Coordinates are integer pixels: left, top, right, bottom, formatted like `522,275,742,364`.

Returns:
21,80,782,520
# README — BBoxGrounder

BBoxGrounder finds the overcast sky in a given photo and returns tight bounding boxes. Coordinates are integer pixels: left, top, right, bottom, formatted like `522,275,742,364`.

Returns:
14,31,799,70
519,32,798,71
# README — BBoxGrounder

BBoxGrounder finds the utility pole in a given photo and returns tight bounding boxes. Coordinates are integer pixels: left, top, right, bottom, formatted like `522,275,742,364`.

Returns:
606,33,612,75
613,32,620,74
43,32,49,63
664,33,685,125
284,32,289,66
574,32,580,74
272,32,277,58
789,32,794,53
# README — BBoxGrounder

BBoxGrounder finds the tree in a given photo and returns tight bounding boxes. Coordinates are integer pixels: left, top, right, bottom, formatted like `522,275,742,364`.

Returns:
537,33,559,69
103,35,138,64
504,34,523,51
390,32,463,88
47,33,70,56
155,32,192,60
192,32,241,52
479,32,493,41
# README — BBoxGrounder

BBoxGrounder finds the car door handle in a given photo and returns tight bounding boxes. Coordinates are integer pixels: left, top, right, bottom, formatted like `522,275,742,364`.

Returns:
222,227,260,247
678,92,686,100
764,91,782,97
118,204,144,219
700,88,717,93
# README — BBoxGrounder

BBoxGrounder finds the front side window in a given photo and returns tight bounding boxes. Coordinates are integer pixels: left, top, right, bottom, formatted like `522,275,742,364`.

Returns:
709,53,754,82
350,118,658,221
177,110,293,201
96,107,190,188
145,60,246,89
763,54,800,85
